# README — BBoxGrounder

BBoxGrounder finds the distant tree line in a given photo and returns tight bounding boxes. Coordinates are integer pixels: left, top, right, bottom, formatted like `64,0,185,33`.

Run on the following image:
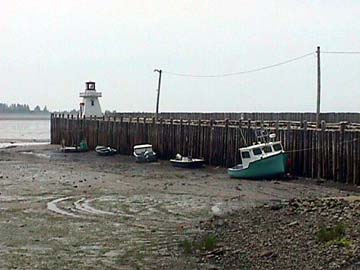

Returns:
55,109,79,115
0,103,50,114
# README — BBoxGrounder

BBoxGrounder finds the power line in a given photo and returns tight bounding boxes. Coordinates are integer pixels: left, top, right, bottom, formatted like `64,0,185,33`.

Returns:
286,137,359,153
321,51,360,54
162,52,315,78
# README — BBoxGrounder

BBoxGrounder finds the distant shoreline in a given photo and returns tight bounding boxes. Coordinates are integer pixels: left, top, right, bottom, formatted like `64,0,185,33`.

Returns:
0,138,50,143
0,113,50,120
0,141,49,149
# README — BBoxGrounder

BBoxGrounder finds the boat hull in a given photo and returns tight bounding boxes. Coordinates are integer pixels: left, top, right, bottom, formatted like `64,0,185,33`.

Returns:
134,151,158,162
61,147,88,153
228,152,288,180
95,146,117,156
170,159,205,168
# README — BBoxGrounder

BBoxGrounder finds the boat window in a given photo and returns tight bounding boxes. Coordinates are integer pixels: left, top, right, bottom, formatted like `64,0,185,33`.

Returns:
262,146,273,153
253,148,262,155
134,147,152,154
273,143,283,151
241,151,250,159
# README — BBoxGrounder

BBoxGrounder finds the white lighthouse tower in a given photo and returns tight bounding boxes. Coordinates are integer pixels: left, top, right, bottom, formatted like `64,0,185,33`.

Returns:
79,81,103,118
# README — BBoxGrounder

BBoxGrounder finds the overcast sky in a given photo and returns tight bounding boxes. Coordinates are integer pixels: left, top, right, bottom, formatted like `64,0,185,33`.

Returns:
1,1,360,112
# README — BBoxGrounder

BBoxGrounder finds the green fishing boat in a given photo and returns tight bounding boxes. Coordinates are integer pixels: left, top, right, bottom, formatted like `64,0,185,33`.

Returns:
228,135,288,180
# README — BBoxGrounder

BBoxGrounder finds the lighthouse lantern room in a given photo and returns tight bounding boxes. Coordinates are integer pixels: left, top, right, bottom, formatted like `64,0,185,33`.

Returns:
79,81,103,118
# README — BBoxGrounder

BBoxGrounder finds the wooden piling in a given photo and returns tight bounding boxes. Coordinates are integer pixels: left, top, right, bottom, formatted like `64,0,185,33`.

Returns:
51,115,360,185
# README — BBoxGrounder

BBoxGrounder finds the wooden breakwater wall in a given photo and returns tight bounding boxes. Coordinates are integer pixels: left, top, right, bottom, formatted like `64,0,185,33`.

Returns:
112,112,360,123
51,114,360,185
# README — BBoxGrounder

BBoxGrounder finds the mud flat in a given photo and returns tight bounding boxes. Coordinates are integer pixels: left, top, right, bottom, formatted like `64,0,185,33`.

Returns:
0,145,357,269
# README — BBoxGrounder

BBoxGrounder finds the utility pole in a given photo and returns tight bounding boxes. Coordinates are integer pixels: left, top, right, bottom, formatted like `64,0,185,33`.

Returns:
316,46,321,128
154,69,162,119
316,46,321,181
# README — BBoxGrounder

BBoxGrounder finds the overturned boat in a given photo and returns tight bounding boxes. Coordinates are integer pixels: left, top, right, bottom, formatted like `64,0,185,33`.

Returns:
228,133,288,180
133,144,157,162
61,146,88,153
95,145,117,156
60,139,89,153
170,154,205,168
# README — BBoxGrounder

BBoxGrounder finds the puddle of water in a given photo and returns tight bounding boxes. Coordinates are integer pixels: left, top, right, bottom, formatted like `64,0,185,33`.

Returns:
80,245,102,251
0,196,29,202
103,250,125,257
0,142,49,149
19,151,51,159
47,197,81,218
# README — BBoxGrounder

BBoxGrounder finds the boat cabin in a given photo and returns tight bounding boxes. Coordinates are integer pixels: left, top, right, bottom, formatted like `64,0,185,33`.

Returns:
133,144,154,155
133,144,157,162
239,141,284,169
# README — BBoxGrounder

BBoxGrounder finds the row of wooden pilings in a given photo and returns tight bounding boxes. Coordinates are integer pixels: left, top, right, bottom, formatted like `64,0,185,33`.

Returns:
114,112,360,123
51,114,360,185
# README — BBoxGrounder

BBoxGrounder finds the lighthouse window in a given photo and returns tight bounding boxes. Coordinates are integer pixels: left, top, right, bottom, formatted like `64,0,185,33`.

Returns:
91,100,94,106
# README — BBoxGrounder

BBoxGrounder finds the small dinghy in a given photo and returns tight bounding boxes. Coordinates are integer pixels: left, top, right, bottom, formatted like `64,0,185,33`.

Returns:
170,154,205,168
61,139,89,153
133,144,157,162
61,146,87,153
95,145,117,156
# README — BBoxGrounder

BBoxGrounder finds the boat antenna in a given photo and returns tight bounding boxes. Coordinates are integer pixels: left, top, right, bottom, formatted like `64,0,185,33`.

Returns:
255,127,269,144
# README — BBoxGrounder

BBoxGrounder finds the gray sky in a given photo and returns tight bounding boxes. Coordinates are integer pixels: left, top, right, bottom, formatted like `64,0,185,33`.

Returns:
1,0,360,112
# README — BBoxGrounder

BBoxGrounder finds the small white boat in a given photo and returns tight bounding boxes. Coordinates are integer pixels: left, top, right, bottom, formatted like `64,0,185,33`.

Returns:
133,144,157,162
95,145,117,156
170,154,205,168
61,146,87,153
60,139,89,153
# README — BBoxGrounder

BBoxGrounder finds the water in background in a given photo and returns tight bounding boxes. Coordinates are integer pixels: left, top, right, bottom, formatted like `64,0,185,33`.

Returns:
0,114,50,148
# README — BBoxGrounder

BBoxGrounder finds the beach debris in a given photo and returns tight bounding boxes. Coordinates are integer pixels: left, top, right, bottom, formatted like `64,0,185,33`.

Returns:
288,221,299,227
260,250,274,258
211,204,223,216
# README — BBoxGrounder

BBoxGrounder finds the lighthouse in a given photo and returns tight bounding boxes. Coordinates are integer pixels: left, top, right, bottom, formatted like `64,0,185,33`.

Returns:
79,81,103,118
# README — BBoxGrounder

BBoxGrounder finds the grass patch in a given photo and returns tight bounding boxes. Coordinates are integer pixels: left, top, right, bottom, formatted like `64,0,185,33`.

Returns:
180,234,218,254
317,223,346,243
202,234,217,251
317,223,352,247
180,239,193,254
328,238,352,248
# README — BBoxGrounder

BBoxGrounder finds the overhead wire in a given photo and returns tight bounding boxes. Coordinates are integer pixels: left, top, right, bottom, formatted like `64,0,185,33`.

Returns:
162,52,315,78
161,50,360,78
285,137,359,153
321,51,360,54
